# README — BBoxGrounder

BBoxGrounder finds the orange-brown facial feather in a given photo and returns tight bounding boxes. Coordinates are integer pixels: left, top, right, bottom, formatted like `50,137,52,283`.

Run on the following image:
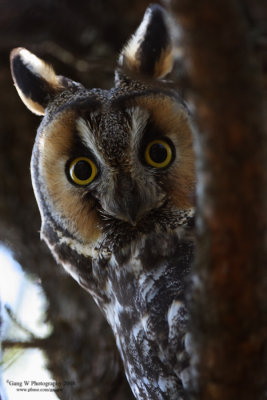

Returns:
39,109,102,244
36,91,194,245
132,95,195,209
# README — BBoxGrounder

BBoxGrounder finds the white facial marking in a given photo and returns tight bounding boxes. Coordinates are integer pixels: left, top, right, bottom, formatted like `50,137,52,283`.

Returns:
128,107,149,149
76,117,105,165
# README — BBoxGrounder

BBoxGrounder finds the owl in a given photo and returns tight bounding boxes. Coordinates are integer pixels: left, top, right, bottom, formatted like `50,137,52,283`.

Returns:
10,4,195,400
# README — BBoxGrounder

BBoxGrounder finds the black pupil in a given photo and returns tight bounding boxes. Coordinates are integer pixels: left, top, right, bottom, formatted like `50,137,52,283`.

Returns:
74,160,92,180
149,143,168,163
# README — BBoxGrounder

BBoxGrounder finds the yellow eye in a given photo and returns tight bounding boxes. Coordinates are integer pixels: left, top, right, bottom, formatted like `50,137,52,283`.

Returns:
144,139,173,168
69,157,97,185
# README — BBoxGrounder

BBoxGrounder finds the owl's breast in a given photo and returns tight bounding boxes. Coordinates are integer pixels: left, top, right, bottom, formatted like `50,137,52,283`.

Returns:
43,215,194,399
97,230,194,400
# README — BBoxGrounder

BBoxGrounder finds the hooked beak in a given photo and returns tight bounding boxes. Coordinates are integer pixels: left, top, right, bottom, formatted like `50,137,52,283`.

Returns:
115,194,141,226
102,174,149,226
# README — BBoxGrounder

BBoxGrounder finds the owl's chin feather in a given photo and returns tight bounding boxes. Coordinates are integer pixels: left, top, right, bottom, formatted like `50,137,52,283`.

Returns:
97,204,195,252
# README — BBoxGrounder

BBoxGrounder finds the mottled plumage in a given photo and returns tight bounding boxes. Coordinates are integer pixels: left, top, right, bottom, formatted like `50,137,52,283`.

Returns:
10,5,195,399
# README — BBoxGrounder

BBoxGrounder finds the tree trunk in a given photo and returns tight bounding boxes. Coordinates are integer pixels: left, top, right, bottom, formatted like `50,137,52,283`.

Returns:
170,0,267,399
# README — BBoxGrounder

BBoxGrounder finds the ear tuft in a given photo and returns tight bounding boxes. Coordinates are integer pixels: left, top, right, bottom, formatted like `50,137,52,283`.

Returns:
10,48,65,115
118,4,174,80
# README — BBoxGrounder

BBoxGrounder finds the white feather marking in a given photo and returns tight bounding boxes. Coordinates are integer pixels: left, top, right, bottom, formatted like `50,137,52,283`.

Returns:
128,107,149,150
118,7,152,66
141,313,149,331
167,300,183,325
18,48,58,85
45,240,84,285
142,377,150,386
167,300,183,340
140,265,167,304
76,117,105,165
131,320,143,340
138,274,155,299
104,296,124,331
158,375,178,395
61,261,82,283
49,226,101,258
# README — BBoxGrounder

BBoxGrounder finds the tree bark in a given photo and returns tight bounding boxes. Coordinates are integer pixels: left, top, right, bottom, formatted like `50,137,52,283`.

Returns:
170,1,267,399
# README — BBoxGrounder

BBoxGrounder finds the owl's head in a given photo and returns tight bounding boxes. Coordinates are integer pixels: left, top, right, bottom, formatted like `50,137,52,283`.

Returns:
10,5,195,249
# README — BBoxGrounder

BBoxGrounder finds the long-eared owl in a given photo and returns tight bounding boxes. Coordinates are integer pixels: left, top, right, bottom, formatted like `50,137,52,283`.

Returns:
10,4,195,400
